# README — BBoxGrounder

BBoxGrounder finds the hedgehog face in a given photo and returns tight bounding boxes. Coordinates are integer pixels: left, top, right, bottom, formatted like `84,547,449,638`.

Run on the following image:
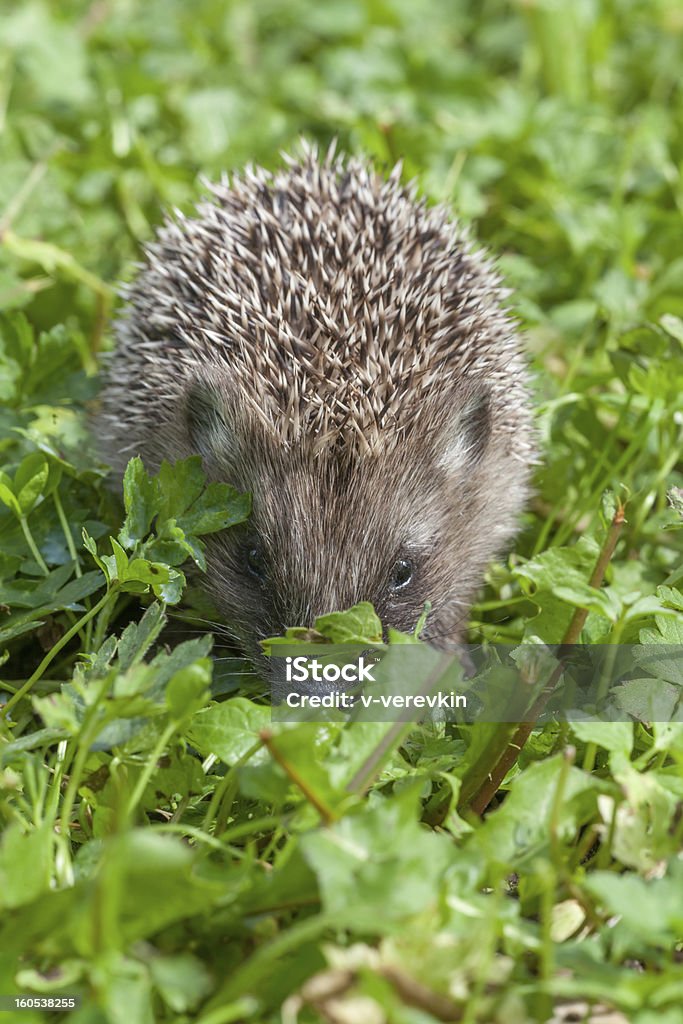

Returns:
186,376,529,670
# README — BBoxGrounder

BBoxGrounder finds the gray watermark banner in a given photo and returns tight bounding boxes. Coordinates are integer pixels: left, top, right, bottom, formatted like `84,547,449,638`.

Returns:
269,644,683,723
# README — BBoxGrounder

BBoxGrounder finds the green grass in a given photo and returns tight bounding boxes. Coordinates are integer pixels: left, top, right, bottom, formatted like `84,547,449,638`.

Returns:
1,1,683,1021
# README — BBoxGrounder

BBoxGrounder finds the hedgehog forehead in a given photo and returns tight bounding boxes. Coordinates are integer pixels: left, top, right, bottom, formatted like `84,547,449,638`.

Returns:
132,147,526,459
247,443,444,569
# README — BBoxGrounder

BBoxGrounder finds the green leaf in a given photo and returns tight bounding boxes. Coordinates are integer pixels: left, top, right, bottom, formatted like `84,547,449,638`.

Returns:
516,537,600,594
177,480,251,535
470,756,601,868
314,602,383,644
0,477,21,517
659,313,683,346
632,643,683,686
569,720,633,755
99,960,155,1024
0,618,45,645
667,487,683,521
262,723,345,808
149,635,213,691
149,954,213,1013
301,785,452,925
117,602,166,670
515,537,611,641
612,678,680,723
0,728,69,766
109,830,222,943
52,569,103,608
657,585,683,611
14,452,49,514
33,691,81,732
110,536,130,580
117,456,250,578
0,823,53,909
119,457,160,549
187,697,270,764
155,567,186,604
3,232,111,298
165,661,212,720
156,457,207,519
83,529,108,579
583,861,683,944
640,614,683,645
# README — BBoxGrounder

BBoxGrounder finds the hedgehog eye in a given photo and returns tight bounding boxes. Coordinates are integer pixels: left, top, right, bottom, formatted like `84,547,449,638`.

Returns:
245,546,267,582
389,558,414,592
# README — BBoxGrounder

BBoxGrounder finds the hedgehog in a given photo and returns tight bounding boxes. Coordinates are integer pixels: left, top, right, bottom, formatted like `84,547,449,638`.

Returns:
95,143,534,670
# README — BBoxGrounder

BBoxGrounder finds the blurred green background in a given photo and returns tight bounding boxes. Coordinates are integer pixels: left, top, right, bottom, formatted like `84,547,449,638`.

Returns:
3,0,683,333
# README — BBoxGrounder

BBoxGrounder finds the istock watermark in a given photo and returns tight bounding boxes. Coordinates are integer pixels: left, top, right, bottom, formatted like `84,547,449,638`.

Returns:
285,654,377,684
270,643,683,724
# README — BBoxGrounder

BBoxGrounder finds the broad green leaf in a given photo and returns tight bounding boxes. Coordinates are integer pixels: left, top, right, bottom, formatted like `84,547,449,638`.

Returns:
149,635,213,690
569,720,633,755
165,661,212,719
470,756,601,868
157,457,206,519
149,954,213,1013
315,602,383,643
583,861,683,944
0,480,21,517
301,785,452,924
119,457,160,549
659,313,683,346
176,481,251,535
0,823,53,909
187,697,270,764
14,453,49,514
640,615,683,645
110,536,130,580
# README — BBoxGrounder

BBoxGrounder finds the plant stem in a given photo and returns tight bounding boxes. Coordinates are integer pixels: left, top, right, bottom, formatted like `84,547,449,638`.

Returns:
2,228,113,297
465,501,626,817
57,674,113,880
261,729,336,824
1,588,115,719
53,490,82,577
91,590,117,652
201,739,262,833
125,720,178,819
19,515,49,575
218,814,284,843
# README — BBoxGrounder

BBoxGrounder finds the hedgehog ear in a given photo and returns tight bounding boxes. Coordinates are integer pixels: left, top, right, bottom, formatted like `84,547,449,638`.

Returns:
437,387,491,473
185,379,236,464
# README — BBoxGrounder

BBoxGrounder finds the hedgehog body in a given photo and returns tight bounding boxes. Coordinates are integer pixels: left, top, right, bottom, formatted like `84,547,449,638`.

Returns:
96,145,534,664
